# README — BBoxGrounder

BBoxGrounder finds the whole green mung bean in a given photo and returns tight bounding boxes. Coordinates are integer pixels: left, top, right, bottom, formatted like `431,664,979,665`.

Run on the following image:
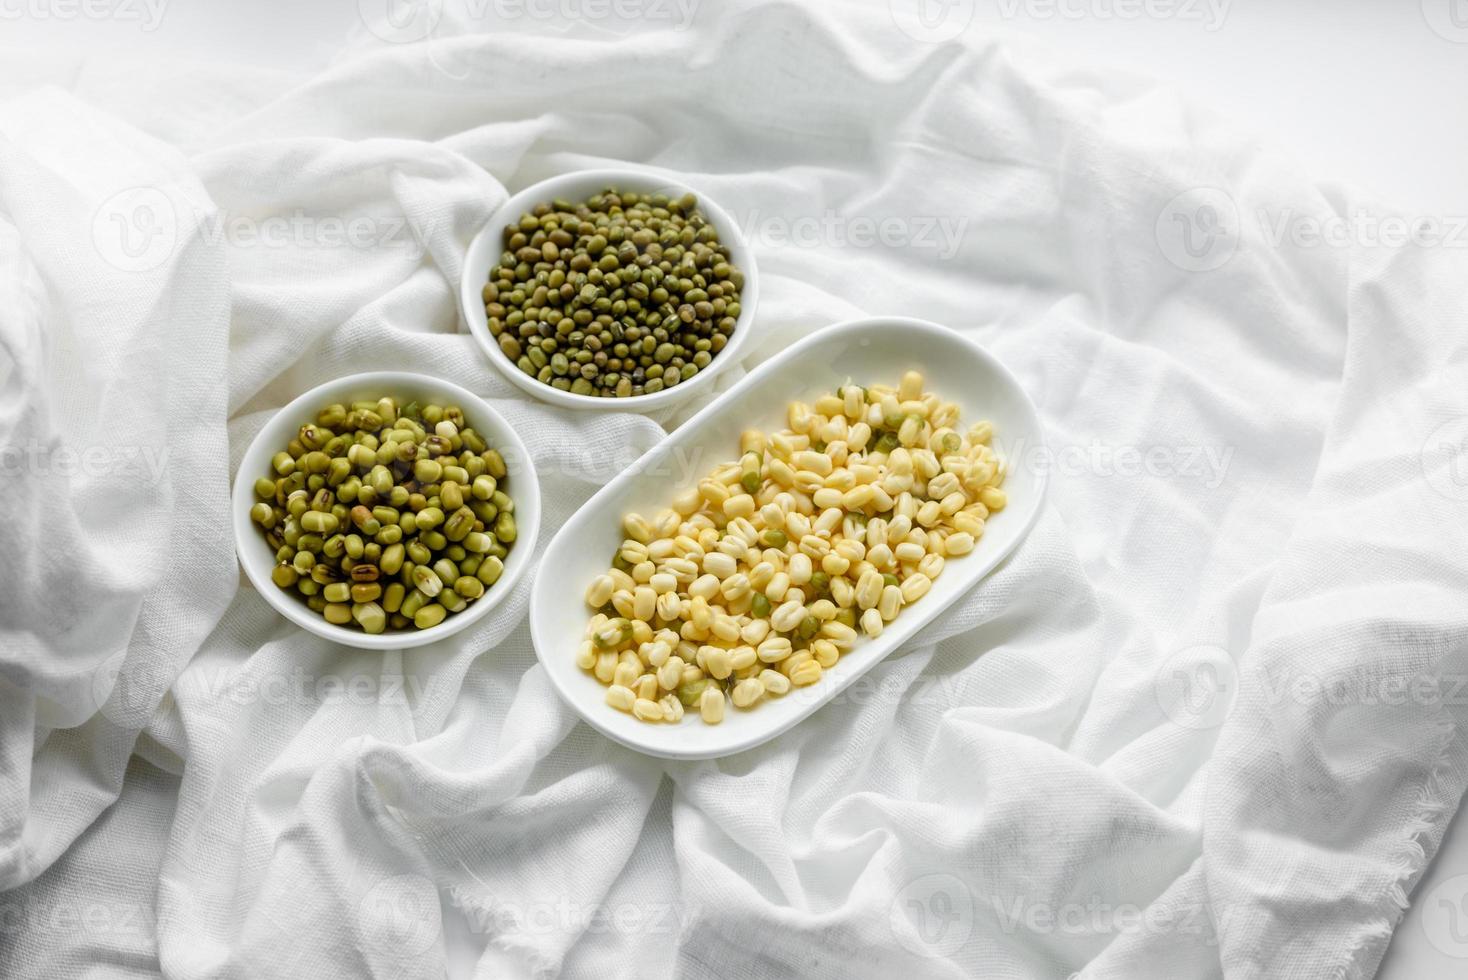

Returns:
483,187,744,398
249,397,516,633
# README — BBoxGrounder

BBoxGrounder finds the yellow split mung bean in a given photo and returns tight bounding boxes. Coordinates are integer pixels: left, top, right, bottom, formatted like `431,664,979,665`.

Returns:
578,371,1008,725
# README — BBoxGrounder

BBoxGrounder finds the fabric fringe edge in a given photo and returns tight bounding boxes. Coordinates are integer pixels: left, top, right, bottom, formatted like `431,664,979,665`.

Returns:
1328,709,1461,980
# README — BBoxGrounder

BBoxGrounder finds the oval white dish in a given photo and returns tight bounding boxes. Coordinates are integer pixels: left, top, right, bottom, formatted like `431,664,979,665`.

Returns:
530,317,1047,758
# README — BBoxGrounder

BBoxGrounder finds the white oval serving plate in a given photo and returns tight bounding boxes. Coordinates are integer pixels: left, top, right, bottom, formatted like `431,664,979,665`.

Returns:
530,317,1047,758
460,167,759,413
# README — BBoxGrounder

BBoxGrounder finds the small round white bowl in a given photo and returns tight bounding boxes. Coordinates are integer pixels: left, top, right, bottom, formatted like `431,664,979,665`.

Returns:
460,167,760,413
233,371,540,650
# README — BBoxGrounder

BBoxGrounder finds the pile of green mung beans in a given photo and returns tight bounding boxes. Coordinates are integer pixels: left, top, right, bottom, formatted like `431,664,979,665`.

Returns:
250,397,515,633
483,187,744,398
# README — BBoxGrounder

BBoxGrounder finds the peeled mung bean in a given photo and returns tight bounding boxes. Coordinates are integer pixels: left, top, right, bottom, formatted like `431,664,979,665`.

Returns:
577,372,1008,726
731,677,764,708
632,698,664,722
700,686,725,724
249,396,516,633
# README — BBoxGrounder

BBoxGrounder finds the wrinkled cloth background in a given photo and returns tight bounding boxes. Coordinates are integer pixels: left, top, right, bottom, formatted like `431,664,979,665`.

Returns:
2,3,1467,978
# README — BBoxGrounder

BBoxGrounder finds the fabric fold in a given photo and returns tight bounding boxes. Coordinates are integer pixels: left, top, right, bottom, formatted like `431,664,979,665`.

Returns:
1,4,1465,979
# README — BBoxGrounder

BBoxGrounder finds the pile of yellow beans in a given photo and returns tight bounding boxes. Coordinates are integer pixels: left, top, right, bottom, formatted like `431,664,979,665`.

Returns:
578,371,1007,724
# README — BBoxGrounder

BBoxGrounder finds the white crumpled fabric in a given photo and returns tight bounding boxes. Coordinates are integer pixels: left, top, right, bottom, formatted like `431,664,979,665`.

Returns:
3,3,1467,978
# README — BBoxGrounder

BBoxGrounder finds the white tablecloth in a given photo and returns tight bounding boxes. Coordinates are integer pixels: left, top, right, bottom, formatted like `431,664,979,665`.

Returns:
2,3,1467,978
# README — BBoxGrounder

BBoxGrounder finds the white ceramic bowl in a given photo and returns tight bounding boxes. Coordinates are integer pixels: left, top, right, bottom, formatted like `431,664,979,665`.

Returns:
233,371,540,650
530,317,1048,758
460,168,759,413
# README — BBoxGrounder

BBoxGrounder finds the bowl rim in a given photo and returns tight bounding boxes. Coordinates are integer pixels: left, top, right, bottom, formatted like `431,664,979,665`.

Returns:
459,166,760,413
232,370,541,650
528,315,1050,758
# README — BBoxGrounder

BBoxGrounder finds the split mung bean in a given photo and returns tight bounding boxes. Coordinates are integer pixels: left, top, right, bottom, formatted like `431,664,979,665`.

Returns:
250,396,515,633
579,371,1008,725
483,187,743,398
